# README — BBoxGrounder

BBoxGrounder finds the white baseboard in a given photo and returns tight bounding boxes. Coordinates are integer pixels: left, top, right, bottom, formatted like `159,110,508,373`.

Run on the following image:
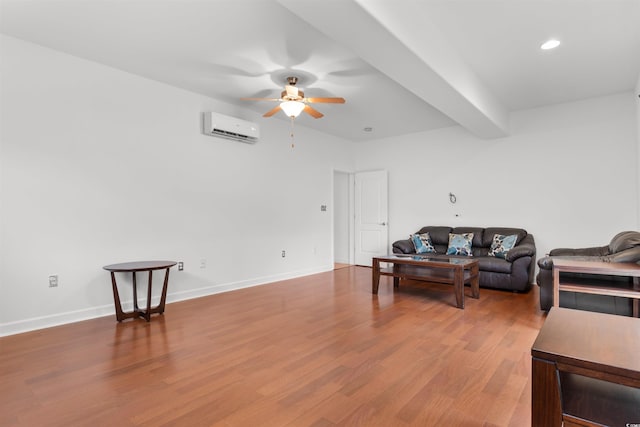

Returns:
0,305,116,337
167,264,332,303
0,264,333,337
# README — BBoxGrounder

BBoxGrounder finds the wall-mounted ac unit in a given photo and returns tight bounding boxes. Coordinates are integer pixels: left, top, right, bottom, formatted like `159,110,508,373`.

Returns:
202,112,260,143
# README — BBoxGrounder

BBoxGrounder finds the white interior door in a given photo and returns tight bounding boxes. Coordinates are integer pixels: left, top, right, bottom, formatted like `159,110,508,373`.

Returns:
354,170,388,266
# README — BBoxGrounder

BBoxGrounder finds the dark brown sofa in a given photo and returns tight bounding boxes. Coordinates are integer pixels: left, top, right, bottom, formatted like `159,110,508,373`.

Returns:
392,226,536,292
536,231,640,315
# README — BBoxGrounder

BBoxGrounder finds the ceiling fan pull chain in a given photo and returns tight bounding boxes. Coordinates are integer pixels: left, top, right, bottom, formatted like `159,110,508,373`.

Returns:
290,116,295,148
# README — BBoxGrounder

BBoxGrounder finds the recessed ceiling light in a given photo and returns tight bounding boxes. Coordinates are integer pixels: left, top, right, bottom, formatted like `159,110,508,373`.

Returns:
540,39,560,50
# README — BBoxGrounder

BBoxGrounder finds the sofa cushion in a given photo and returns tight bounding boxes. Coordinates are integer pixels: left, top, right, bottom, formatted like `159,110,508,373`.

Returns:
488,234,518,259
416,226,452,246
452,227,484,248
410,233,436,254
482,227,527,247
434,244,449,254
446,233,474,256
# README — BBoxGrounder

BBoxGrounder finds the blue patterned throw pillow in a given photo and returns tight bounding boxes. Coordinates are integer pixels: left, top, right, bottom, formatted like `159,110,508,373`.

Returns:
410,232,436,254
446,233,474,256
488,234,518,259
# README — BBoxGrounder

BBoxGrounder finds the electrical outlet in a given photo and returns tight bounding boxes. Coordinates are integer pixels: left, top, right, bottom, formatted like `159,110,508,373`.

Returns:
48,274,58,288
281,250,286,258
200,258,206,269
178,261,184,271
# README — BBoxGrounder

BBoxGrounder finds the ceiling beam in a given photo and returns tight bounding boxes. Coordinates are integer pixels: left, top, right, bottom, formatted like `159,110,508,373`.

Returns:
278,0,509,139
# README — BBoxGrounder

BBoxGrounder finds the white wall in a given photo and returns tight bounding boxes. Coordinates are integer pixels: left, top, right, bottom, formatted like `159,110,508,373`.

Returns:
0,35,356,335
355,92,638,260
2,34,638,335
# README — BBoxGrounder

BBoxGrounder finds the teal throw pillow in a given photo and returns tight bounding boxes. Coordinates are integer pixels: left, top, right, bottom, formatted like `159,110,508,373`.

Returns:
488,234,518,259
446,233,474,256
410,232,436,254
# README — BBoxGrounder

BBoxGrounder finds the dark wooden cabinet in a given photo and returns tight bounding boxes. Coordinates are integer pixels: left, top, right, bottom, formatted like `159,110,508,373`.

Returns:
531,308,640,426
552,259,640,317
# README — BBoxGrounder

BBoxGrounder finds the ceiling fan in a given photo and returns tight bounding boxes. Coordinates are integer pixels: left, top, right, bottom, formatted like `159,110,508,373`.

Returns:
241,76,345,119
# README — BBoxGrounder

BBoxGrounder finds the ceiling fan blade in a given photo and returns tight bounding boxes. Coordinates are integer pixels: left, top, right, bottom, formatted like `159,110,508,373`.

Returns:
305,97,346,104
241,97,281,102
303,105,324,119
263,105,282,117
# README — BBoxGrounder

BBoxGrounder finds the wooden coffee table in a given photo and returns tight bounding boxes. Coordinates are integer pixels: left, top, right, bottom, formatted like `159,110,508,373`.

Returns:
372,255,479,309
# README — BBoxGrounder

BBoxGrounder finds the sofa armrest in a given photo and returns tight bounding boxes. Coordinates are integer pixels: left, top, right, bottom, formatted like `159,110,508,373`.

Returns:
505,234,536,262
505,244,535,262
549,245,609,257
538,256,553,270
392,239,414,254
603,246,640,263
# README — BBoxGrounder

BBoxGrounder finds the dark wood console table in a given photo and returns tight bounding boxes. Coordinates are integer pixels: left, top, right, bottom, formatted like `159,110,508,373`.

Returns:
552,258,640,317
531,307,640,426
103,260,177,322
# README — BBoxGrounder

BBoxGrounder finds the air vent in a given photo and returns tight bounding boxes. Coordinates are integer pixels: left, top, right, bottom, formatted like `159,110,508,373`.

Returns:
203,112,259,143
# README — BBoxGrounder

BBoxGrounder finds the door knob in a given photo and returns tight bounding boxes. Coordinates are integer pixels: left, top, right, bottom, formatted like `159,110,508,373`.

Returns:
380,222,387,226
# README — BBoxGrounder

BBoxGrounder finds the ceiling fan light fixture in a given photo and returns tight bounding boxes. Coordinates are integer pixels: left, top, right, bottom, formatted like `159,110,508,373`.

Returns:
280,100,305,118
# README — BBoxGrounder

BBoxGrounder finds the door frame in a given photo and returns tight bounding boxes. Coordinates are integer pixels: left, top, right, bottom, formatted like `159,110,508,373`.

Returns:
332,169,355,265
332,169,389,267
354,169,388,266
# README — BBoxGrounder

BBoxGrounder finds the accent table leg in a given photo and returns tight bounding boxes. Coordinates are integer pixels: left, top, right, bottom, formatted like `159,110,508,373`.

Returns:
110,272,125,322
158,268,170,315
132,272,139,311
144,270,153,322
372,259,380,294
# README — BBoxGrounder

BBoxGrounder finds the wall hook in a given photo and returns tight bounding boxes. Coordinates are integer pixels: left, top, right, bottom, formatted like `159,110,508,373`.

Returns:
449,192,457,204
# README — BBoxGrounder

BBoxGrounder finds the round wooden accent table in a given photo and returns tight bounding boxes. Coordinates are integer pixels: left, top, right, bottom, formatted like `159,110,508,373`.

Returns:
103,260,177,322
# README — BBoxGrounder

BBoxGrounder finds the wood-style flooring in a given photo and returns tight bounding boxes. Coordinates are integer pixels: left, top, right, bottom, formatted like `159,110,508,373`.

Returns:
0,266,546,426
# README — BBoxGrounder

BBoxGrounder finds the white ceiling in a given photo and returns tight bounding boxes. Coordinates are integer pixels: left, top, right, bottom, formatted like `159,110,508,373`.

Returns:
1,0,639,141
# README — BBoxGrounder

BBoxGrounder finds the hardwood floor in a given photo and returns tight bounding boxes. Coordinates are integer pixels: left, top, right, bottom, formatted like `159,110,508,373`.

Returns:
0,266,546,426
